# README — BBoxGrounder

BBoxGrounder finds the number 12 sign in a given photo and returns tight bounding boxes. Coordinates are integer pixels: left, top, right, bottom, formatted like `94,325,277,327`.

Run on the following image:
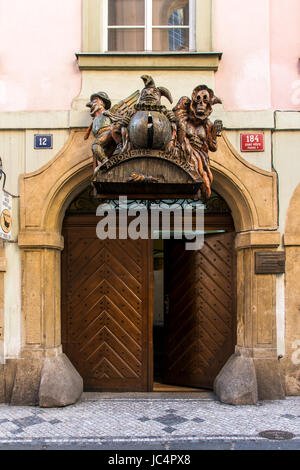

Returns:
240,133,264,152
34,134,53,149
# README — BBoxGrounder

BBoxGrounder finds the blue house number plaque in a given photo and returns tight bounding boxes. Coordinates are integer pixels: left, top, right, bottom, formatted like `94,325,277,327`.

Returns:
34,134,53,149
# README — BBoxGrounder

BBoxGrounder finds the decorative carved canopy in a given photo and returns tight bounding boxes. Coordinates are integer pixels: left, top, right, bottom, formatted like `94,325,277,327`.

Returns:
66,186,231,215
86,75,222,199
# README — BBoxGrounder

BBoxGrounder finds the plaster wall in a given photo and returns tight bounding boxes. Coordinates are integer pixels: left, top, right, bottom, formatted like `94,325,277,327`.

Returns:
0,131,25,195
4,243,21,358
272,130,300,233
0,241,4,364
0,0,300,111
0,1,299,113
0,189,20,359
0,0,82,112
213,0,300,112
0,130,70,195
225,130,272,172
213,0,271,111
270,0,300,111
73,69,215,112
0,131,22,359
24,130,70,174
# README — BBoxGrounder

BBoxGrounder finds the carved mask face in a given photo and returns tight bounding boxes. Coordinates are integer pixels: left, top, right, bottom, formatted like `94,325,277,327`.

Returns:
194,89,212,119
86,97,105,117
139,87,161,105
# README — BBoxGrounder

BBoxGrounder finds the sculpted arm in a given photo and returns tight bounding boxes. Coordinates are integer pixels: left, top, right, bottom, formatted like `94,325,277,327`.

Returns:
205,120,218,152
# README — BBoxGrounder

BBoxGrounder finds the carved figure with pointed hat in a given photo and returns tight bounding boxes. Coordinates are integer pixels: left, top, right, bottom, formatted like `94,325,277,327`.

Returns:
138,74,173,106
125,75,177,152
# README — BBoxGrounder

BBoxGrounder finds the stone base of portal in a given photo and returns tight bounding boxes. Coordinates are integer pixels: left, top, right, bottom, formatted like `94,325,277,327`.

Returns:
284,371,300,396
0,351,83,407
0,348,289,407
214,347,286,405
213,353,258,405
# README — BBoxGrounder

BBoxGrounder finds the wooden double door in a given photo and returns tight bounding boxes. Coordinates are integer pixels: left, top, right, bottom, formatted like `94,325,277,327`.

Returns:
61,214,236,391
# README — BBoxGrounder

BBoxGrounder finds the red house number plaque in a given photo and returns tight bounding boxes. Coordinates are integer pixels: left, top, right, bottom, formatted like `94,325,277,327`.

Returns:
240,133,264,152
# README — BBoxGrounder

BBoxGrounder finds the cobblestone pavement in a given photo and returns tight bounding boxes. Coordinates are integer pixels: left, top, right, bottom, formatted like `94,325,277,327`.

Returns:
0,392,299,449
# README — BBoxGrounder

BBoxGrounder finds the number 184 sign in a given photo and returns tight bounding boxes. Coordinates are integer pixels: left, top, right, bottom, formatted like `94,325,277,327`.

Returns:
240,133,264,152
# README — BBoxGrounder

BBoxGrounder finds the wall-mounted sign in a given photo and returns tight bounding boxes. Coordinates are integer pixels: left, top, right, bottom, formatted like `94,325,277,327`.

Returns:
255,251,285,274
240,133,264,152
0,190,12,240
34,134,53,149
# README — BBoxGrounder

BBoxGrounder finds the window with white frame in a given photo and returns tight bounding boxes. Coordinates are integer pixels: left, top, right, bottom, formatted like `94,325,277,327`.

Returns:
104,0,195,52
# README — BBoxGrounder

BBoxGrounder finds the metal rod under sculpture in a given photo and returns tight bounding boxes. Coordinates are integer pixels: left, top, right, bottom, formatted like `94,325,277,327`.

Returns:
86,76,222,198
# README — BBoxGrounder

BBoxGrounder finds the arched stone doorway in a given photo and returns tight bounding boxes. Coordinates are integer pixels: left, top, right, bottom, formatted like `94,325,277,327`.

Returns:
12,129,283,406
60,186,236,392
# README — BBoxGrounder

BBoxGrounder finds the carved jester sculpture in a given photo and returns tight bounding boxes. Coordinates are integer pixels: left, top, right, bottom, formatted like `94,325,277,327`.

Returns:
126,75,177,154
85,89,140,164
85,91,113,164
173,85,222,197
86,76,222,198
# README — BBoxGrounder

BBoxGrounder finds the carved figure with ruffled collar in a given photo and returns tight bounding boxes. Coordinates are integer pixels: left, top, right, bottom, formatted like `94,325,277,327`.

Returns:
173,85,222,197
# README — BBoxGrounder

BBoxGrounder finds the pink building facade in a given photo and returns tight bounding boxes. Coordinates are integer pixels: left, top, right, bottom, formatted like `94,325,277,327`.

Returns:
0,0,299,406
1,0,299,112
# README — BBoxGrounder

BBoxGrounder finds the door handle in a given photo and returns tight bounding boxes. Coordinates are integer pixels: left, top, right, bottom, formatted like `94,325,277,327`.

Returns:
164,294,170,316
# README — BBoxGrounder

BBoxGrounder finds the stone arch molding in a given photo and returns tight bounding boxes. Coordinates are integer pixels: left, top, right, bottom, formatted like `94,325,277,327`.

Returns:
285,183,300,238
19,130,277,237
15,129,279,407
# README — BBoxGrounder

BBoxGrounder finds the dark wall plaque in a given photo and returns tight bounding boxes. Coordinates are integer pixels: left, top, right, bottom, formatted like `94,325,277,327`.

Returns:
255,251,285,274
34,134,53,149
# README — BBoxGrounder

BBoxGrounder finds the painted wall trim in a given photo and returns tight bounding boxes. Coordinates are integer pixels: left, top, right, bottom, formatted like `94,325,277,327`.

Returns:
82,0,103,53
76,52,222,71
275,111,300,130
2,110,300,130
0,112,70,130
212,110,275,130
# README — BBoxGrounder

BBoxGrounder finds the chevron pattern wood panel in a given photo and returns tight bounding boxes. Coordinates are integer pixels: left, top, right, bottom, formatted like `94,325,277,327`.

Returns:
62,215,152,391
164,232,236,389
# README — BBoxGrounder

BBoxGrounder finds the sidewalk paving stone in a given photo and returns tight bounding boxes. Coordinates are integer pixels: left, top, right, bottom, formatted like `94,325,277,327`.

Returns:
0,393,299,447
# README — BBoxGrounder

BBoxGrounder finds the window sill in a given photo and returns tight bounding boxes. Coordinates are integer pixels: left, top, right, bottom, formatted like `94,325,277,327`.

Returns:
76,52,222,71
